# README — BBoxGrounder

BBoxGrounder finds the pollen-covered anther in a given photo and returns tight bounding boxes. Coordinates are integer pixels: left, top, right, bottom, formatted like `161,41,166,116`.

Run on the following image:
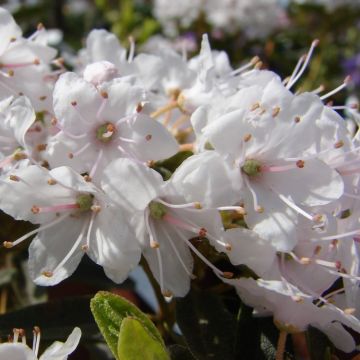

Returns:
314,245,322,256
100,91,108,99
334,140,344,149
335,260,342,270
9,175,20,182
147,160,155,168
91,205,101,213
243,133,252,142
145,134,152,141
194,202,202,209
13,152,27,161
31,205,40,214
150,240,160,249
136,103,143,113
296,160,305,168
83,175,92,182
250,102,260,111
51,117,57,126
7,70,14,77
225,243,232,251
47,179,57,185
222,271,234,279
256,206,264,213
81,244,89,252
68,153,74,159
199,227,207,237
33,58,40,65
10,36,16,42
71,101,77,106
294,116,301,123
312,213,323,222
272,106,281,117
292,295,304,303
36,143,47,151
39,96,47,101
300,257,311,265
3,241,13,248
344,308,356,315
162,290,173,297
42,271,53,278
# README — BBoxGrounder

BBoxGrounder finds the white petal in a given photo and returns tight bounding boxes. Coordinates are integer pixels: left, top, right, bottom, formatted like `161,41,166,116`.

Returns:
28,217,86,286
0,343,35,360
0,8,22,55
101,158,163,211
320,322,355,353
40,327,81,360
223,228,276,276
87,206,141,283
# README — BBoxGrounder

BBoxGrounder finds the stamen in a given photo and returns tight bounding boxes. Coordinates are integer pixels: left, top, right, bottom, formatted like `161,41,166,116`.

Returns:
231,56,260,76
151,102,178,118
85,211,96,250
33,326,41,357
261,161,304,173
128,36,135,63
31,203,79,214
285,54,305,86
320,76,351,101
5,213,70,247
287,39,319,89
156,199,200,209
89,149,103,178
244,177,263,213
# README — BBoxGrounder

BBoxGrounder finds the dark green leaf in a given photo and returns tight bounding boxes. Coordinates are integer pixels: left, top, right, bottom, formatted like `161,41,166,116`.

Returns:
168,345,197,360
306,326,333,360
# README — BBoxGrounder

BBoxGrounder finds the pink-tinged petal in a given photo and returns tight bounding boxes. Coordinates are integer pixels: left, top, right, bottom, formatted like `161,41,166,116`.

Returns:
101,158,163,211
0,165,74,224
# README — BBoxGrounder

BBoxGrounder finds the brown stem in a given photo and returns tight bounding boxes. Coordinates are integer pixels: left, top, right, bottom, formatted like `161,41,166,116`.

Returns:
276,330,288,360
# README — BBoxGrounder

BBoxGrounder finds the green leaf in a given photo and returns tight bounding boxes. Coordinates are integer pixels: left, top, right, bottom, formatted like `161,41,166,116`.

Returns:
90,291,164,360
117,317,170,360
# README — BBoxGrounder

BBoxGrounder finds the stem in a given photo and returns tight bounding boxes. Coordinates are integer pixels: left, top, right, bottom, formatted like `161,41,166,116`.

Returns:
276,330,288,360
151,102,178,118
0,288,7,314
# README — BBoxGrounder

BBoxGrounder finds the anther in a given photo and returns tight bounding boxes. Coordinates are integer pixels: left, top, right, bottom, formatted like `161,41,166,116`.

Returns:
83,175,92,182
13,152,27,161
42,271,53,277
9,175,20,182
344,308,356,315
39,96,47,101
33,58,40,65
162,290,173,297
296,160,305,168
198,228,207,237
33,326,40,334
255,61,263,70
256,206,264,213
222,271,234,279
335,260,342,270
314,245,322,255
68,153,74,159
81,244,89,251
47,179,57,185
292,295,304,303
250,102,260,111
36,144,47,151
312,214,323,222
300,257,311,265
31,206,40,214
91,205,101,213
334,140,344,149
37,23,44,30
272,106,280,118
3,241,13,248
147,160,155,168
71,101,77,106
243,133,252,142
8,70,14,77
150,240,160,249
225,243,232,251
250,56,260,65
100,91,108,99
136,103,143,113
194,202,202,209
145,134,152,141
10,37,16,42
51,117,57,126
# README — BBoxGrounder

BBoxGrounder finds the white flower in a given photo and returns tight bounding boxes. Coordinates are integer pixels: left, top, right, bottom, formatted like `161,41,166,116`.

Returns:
0,326,81,360
0,165,140,285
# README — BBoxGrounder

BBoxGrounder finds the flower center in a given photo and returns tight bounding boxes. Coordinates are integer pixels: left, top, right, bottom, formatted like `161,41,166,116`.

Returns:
242,159,262,177
149,201,167,220
76,194,94,211
96,122,116,143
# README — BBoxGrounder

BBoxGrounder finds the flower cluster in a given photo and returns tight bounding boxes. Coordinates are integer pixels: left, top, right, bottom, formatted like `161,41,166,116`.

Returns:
1,7,360,352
